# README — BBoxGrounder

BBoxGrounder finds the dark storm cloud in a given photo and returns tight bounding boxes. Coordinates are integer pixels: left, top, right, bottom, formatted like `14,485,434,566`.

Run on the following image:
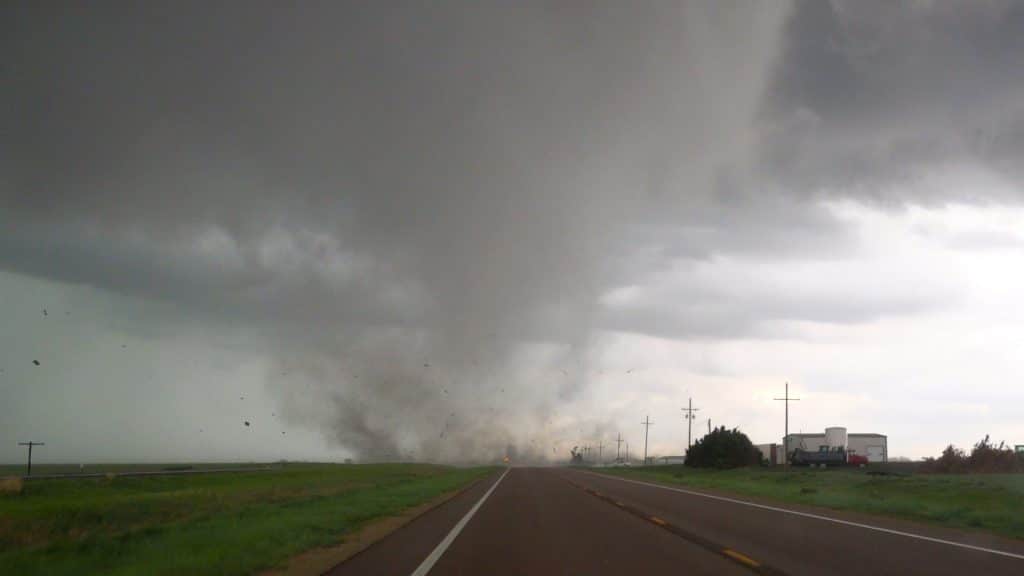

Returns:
761,0,1024,195
2,2,1020,460
0,2,788,338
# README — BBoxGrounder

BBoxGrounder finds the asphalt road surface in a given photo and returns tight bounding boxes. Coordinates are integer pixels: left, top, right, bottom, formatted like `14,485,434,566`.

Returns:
327,467,1024,575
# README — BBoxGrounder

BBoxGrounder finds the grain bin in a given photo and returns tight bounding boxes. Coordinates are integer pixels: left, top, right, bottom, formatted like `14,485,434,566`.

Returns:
825,427,848,449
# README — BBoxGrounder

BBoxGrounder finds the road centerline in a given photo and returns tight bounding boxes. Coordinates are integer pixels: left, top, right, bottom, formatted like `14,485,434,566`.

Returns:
409,467,510,576
561,474,780,575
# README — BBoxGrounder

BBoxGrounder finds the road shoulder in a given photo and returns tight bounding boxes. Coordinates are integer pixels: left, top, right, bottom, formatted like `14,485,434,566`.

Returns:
261,475,489,576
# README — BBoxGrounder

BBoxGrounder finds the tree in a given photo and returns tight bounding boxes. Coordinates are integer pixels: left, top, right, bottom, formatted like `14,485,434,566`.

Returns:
685,426,761,469
968,435,1022,473
921,444,966,473
921,436,1024,473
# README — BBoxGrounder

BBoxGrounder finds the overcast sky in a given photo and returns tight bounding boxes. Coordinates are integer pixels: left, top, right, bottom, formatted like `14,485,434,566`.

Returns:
3,1,1024,464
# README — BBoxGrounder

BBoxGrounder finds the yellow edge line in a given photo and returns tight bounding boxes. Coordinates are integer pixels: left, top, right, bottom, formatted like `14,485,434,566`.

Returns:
649,516,668,526
723,549,760,568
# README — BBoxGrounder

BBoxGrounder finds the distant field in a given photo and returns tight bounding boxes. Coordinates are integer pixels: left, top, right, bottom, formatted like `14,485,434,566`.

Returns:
0,462,274,477
598,465,1024,540
0,463,495,575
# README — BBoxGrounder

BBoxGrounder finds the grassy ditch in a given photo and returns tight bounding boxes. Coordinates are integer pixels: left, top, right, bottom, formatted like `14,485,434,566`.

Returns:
0,463,495,575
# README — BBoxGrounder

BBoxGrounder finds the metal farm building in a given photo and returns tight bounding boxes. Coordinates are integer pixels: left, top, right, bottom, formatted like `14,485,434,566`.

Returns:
758,427,888,465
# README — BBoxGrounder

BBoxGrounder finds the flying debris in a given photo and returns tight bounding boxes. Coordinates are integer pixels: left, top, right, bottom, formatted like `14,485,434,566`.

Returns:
244,421,251,427
626,369,633,374
121,344,127,348
281,431,285,435
32,360,40,366
42,309,47,316
240,396,245,400
423,362,430,368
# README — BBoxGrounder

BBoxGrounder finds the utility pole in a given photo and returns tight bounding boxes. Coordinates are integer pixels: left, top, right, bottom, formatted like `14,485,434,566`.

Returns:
615,433,623,463
597,442,604,466
681,398,700,453
18,441,44,476
774,382,800,470
708,418,712,435
626,442,629,463
641,416,653,465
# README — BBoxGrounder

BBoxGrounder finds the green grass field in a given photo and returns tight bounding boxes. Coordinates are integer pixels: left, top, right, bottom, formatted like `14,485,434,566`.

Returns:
598,465,1024,540
0,463,495,575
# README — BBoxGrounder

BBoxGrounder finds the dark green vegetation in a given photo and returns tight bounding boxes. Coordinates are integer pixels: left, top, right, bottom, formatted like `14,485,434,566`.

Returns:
0,463,494,575
684,426,761,469
600,465,1024,540
921,436,1024,473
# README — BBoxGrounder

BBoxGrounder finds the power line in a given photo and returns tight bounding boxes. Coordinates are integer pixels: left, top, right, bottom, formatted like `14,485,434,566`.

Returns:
641,416,654,466
17,441,44,476
681,397,700,453
774,382,801,470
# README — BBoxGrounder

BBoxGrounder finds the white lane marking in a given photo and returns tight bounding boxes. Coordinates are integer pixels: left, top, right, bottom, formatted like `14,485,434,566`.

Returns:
410,467,511,576
582,471,1024,561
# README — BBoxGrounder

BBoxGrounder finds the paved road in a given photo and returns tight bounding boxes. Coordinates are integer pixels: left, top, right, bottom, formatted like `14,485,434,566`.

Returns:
328,467,1024,575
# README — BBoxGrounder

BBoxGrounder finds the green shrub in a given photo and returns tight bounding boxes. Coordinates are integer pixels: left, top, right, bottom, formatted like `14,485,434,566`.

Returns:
921,436,1024,473
684,426,761,469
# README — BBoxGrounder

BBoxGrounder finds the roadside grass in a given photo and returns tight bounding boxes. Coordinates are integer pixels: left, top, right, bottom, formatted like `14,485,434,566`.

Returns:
0,463,495,575
597,465,1024,540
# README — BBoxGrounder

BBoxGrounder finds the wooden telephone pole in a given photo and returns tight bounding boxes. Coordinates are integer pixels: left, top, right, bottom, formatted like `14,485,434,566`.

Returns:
18,441,44,476
774,382,800,469
681,398,700,453
641,416,654,465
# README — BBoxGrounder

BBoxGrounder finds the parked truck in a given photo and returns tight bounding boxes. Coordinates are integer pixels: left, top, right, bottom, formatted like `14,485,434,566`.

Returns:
790,446,868,467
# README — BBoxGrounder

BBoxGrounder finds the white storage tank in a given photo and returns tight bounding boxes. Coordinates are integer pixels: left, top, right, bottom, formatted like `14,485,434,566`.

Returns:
825,427,848,449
